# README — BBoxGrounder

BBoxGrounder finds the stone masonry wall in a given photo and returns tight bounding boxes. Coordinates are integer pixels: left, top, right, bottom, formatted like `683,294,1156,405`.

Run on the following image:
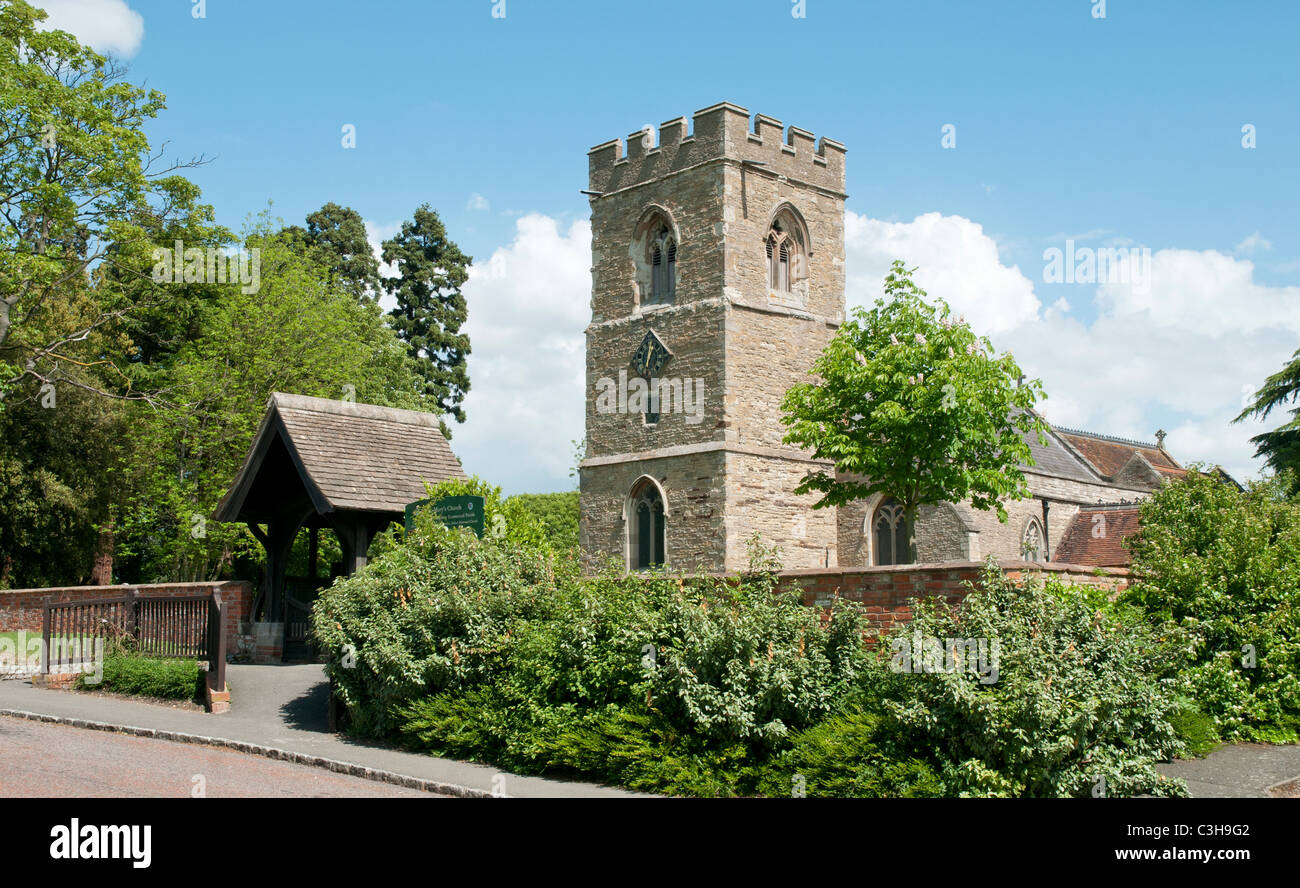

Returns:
581,103,848,575
723,450,836,571
580,449,727,574
838,470,1155,568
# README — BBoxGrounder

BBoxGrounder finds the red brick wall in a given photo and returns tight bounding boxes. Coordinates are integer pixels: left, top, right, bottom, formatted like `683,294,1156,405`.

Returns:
0,581,252,640
775,560,1130,637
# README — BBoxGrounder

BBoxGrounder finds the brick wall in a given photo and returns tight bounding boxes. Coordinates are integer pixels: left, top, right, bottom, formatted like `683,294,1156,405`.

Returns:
774,560,1130,637
0,581,253,641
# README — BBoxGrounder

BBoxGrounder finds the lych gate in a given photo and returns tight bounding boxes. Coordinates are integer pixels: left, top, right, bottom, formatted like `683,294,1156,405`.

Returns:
214,393,466,659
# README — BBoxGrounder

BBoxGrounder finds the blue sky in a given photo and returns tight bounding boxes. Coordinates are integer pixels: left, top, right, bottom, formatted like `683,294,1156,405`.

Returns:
39,0,1300,493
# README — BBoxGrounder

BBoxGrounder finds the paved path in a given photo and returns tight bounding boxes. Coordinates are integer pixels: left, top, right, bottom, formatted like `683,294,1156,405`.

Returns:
0,717,439,797
1158,742,1300,798
0,665,634,798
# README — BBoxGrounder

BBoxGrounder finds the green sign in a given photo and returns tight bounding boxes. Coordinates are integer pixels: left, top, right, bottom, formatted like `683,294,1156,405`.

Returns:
405,494,486,537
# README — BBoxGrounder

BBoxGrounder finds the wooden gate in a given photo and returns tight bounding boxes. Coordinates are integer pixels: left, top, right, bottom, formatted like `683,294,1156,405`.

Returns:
282,577,325,661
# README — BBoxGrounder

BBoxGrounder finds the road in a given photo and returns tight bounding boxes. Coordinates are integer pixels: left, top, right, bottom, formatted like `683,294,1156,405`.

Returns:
0,717,443,798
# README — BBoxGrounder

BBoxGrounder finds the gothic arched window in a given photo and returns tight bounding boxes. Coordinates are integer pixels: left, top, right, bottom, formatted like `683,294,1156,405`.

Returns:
873,497,913,566
765,209,807,294
1022,518,1045,562
630,480,666,570
647,225,676,305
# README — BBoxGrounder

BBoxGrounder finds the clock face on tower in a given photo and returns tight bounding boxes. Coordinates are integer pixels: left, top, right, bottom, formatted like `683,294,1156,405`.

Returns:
631,330,671,378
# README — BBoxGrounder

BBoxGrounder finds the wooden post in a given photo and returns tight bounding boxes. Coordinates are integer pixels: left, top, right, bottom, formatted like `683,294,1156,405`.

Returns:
207,592,227,694
40,602,51,674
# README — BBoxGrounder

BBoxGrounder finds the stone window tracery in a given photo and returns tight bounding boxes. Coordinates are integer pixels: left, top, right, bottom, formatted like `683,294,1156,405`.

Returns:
873,497,913,566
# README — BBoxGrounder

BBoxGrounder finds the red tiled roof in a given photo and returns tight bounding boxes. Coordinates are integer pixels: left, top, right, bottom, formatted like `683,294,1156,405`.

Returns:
1056,430,1182,479
1053,506,1142,567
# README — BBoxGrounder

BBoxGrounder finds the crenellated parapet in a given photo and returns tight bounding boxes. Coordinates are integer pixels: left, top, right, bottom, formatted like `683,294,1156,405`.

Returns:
588,101,846,198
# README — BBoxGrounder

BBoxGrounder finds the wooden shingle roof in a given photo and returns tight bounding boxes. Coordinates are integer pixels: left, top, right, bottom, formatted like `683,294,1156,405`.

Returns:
215,393,467,521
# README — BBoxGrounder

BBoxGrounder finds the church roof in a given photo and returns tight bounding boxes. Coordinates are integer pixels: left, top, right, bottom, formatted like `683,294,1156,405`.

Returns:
1021,423,1108,484
1054,428,1184,481
214,393,466,522
1053,504,1142,567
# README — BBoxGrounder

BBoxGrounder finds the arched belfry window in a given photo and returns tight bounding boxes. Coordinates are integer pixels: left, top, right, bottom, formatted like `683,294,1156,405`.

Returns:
630,479,666,570
632,208,679,309
765,207,808,295
650,227,676,303
873,497,913,566
1022,517,1045,562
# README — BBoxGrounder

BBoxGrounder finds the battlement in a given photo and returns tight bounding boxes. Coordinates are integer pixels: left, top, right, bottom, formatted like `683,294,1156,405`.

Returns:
588,102,846,197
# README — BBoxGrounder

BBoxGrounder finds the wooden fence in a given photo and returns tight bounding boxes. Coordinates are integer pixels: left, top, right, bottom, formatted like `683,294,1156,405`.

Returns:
41,588,227,693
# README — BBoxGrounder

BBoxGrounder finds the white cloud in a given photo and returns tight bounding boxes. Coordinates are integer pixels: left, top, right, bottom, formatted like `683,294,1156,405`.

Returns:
34,0,144,57
452,214,590,493
842,211,1299,482
1235,231,1272,254
466,193,490,212
845,211,1040,333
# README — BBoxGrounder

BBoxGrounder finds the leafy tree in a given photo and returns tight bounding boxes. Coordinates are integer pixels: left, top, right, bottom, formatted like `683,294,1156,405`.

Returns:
1234,346,1300,492
0,0,203,406
0,385,123,587
304,202,380,302
116,224,427,582
381,205,471,425
781,261,1047,558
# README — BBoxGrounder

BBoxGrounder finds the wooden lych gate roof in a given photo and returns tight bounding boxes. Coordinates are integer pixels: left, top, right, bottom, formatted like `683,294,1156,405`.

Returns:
214,393,467,522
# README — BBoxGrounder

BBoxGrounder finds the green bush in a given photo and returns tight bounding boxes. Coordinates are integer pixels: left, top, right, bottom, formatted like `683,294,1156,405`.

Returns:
313,531,562,737
314,498,1197,796
1124,472,1300,743
756,703,945,798
1169,697,1221,757
874,565,1187,797
505,491,578,555
315,515,867,794
78,650,204,701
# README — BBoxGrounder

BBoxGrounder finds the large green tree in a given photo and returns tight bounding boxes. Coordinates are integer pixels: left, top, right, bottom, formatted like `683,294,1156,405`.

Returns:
1234,346,1300,491
0,0,208,586
305,202,381,301
0,383,122,587
116,225,426,583
0,0,202,406
277,202,381,302
381,205,471,426
781,261,1048,557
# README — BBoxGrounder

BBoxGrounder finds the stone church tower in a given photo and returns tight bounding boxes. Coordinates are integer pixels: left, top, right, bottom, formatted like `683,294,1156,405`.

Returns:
579,102,847,574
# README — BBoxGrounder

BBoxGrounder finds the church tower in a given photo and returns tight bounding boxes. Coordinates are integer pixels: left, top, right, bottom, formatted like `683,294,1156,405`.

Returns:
579,102,847,574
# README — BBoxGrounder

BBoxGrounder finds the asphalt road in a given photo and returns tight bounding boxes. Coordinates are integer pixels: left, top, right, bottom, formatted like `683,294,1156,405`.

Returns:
0,717,443,798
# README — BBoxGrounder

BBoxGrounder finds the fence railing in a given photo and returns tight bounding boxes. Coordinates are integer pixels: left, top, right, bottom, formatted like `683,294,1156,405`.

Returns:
41,589,227,693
